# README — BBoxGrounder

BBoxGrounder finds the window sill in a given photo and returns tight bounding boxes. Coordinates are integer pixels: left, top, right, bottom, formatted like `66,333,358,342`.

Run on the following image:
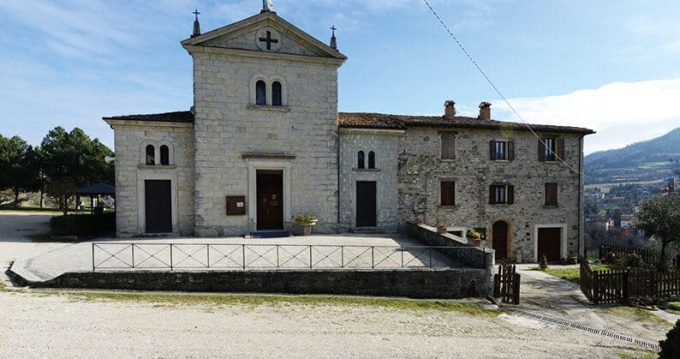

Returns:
489,203,512,206
248,104,291,112
440,158,456,162
544,205,559,209
138,164,177,170
492,159,510,163
353,168,380,172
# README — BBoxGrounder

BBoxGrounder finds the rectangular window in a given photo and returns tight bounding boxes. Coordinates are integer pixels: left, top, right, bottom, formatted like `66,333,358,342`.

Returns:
441,132,456,159
545,183,558,206
539,137,565,162
490,140,515,161
440,181,456,206
489,184,514,205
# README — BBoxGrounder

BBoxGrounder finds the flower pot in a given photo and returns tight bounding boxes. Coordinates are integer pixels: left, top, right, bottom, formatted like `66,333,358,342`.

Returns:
467,238,481,247
302,224,313,236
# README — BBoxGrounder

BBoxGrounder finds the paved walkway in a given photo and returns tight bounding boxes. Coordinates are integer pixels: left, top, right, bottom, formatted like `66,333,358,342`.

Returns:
0,212,67,268
514,264,674,343
11,234,463,283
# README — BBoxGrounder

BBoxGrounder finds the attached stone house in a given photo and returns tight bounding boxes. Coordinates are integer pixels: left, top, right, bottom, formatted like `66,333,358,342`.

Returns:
104,5,594,263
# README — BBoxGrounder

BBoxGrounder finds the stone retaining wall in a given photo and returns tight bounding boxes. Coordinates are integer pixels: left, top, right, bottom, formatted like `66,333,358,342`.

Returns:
7,266,492,299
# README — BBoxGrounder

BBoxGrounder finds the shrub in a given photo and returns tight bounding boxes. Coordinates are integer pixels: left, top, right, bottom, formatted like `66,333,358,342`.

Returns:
466,230,481,240
49,212,115,236
609,253,643,270
660,320,680,359
539,254,549,270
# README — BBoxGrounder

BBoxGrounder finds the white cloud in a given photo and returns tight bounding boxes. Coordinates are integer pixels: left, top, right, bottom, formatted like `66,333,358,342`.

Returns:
493,79,680,155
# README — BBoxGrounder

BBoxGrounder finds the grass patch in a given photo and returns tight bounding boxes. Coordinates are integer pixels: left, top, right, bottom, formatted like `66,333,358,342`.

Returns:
52,290,499,316
616,349,658,359
534,265,609,284
606,306,671,326
667,302,680,311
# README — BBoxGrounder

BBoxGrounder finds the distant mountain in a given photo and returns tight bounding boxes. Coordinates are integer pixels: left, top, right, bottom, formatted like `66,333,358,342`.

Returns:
585,128,680,185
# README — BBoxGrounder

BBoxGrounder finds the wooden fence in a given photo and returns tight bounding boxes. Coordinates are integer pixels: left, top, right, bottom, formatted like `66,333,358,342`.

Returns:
580,259,680,305
494,263,520,305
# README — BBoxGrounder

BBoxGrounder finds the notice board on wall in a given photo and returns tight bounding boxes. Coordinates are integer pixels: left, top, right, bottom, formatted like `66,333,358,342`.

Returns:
226,196,246,216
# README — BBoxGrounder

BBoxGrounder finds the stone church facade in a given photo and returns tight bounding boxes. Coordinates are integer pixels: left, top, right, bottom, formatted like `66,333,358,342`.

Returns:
104,7,593,263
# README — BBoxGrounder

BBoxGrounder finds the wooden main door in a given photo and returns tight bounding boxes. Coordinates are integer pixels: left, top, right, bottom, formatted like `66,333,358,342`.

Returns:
145,180,172,234
356,181,377,227
257,170,284,230
492,221,509,261
538,228,562,262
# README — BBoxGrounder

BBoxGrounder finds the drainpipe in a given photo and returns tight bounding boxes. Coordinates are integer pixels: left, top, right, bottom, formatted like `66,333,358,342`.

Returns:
578,135,584,258
336,123,341,233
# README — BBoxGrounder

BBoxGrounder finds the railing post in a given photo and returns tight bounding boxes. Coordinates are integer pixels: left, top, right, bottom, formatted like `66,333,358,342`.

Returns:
371,246,375,269
131,244,135,269
170,244,173,271
401,248,404,268
242,244,246,270
207,244,210,269
91,243,95,271
429,247,433,268
276,245,280,268
340,246,344,268
309,245,313,269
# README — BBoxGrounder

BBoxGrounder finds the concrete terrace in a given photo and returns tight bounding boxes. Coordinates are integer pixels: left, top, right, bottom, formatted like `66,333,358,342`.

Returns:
10,233,469,283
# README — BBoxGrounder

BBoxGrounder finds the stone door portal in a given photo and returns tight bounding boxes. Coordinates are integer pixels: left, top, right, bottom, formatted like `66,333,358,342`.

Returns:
256,170,284,230
492,221,509,261
356,181,377,227
145,180,172,233
538,227,562,262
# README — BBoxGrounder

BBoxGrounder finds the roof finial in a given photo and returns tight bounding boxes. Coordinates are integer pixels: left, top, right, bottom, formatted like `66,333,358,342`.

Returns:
330,25,338,50
262,0,274,12
191,9,201,38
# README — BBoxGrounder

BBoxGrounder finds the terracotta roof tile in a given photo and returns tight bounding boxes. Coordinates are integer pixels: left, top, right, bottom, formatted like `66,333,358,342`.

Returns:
338,112,595,134
103,111,194,123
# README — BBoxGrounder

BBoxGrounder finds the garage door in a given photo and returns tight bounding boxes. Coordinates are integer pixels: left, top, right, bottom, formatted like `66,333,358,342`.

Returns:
537,228,561,262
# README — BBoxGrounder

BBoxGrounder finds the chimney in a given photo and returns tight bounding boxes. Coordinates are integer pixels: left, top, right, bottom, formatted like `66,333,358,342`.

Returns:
478,101,491,120
444,100,456,120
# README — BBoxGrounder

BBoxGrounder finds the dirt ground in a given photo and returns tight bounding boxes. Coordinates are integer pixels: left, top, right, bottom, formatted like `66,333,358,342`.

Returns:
0,290,656,359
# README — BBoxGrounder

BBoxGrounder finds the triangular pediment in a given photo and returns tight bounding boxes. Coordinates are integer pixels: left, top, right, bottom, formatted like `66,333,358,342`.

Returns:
181,11,346,61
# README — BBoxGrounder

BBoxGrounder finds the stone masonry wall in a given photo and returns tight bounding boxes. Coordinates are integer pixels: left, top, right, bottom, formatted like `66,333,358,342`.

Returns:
338,129,401,232
112,124,195,237
13,268,492,299
192,52,340,236
398,126,585,263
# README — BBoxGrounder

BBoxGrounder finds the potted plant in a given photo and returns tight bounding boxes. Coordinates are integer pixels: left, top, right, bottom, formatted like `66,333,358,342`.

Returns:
295,214,318,236
466,229,481,246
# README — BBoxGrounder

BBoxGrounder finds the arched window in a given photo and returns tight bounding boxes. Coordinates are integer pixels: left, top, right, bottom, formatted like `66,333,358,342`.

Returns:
368,151,376,169
160,145,169,166
256,80,267,106
145,145,155,165
357,151,365,169
272,81,283,106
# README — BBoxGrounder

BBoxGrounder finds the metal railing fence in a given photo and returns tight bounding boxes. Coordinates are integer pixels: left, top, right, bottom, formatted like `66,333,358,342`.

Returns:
92,243,481,271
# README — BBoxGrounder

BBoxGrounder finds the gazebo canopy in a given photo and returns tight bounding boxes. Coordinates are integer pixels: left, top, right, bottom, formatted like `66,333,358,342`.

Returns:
77,183,115,196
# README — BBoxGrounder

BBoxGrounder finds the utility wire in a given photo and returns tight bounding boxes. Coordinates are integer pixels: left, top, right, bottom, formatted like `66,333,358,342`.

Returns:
422,0,582,175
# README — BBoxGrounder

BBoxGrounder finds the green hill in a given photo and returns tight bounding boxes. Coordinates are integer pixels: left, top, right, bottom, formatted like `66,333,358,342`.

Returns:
585,128,680,185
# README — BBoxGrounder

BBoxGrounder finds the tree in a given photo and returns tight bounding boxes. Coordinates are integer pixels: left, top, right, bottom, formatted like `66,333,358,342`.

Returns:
637,195,680,271
41,127,114,215
0,134,36,207
660,320,680,359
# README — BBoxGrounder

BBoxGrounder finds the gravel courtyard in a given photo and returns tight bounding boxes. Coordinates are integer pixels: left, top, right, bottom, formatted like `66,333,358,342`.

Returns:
0,289,656,359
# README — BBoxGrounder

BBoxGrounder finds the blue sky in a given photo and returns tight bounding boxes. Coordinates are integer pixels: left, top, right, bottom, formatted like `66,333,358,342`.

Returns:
1,0,679,154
